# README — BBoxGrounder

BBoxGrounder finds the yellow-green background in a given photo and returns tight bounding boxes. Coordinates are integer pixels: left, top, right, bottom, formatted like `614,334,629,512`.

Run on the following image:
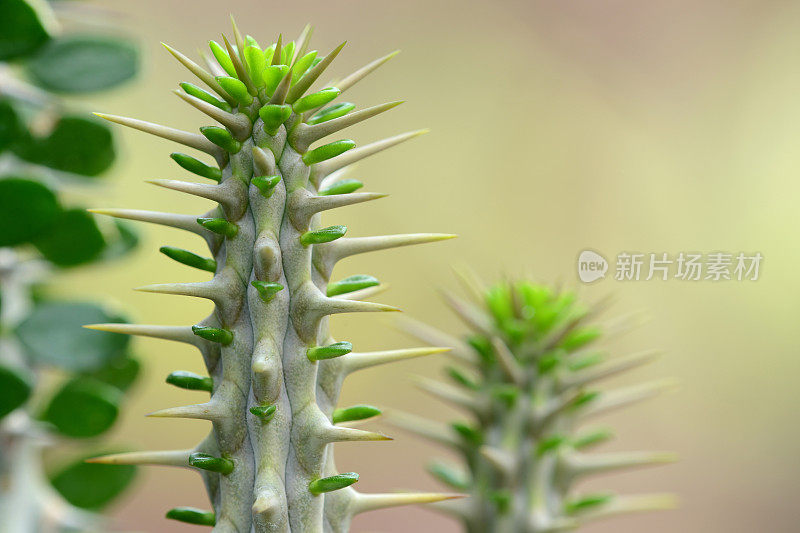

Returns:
56,0,799,531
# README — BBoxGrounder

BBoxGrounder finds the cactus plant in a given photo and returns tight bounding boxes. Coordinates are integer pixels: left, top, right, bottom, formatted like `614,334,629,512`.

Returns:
396,276,676,532
0,0,140,530
86,19,460,531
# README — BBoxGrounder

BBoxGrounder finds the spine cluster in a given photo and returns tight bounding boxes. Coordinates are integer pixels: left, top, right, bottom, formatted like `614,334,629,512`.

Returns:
397,276,676,532
89,20,457,531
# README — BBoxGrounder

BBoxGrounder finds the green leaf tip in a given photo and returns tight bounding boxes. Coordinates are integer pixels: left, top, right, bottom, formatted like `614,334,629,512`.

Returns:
307,102,355,125
252,175,281,198
159,246,216,272
308,472,359,495
536,434,567,456
250,403,277,423
251,280,283,303
197,217,238,238
452,422,482,446
258,104,292,135
166,506,216,526
572,428,615,449
318,178,363,196
302,139,355,165
166,371,213,392
326,274,379,296
209,40,236,78
170,152,222,182
307,341,353,361
332,404,382,424
188,452,234,475
179,83,231,113
215,76,253,106
292,86,340,114
191,325,233,345
200,126,241,153
300,224,347,246
564,493,615,515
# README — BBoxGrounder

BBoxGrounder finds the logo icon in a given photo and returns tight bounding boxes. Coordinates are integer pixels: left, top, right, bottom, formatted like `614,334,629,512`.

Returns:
577,250,608,283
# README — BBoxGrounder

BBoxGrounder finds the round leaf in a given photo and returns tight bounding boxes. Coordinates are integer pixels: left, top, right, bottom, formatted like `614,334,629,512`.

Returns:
19,116,115,177
50,452,136,509
16,301,129,371
85,355,140,392
42,377,121,438
0,99,24,153
34,208,106,267
0,0,52,60
27,35,138,93
0,363,33,420
0,177,60,246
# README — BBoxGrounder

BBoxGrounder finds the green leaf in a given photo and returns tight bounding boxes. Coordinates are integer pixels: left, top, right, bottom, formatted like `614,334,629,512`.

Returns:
326,274,379,297
17,116,115,176
191,325,233,345
299,225,347,246
249,403,276,423
16,301,129,371
252,175,281,197
258,104,291,135
101,219,140,260
179,83,231,113
42,378,121,438
85,355,140,392
170,152,221,182
200,126,241,153
197,217,238,238
209,40,236,78
0,177,59,246
188,452,234,475
291,51,318,84
302,139,355,165
561,326,602,351
564,493,614,515
0,99,24,153
332,405,381,424
34,208,106,267
50,452,136,510
215,76,253,106
318,178,363,196
251,281,283,303
307,341,353,361
0,0,52,60
307,102,355,125
427,461,470,490
0,363,33,420
166,371,213,392
292,87,340,114
166,507,216,526
160,246,216,273
308,472,359,495
27,35,138,93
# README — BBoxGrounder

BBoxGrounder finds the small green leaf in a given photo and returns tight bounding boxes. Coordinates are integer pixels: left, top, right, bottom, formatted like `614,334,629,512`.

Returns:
309,472,359,495
200,126,241,153
251,281,283,303
299,225,347,246
170,152,222,182
197,217,238,238
209,40,236,78
166,507,216,526
427,461,470,490
489,384,519,407
0,364,33,420
250,403,276,423
0,178,59,247
166,371,213,392
215,76,253,106
572,429,614,450
34,208,106,267
451,422,482,446
490,490,512,514
0,99,24,153
280,41,295,66
27,36,137,93
537,434,567,456
179,83,231,113
564,493,614,515
16,302,129,371
189,453,234,475
244,45,266,87
292,87,340,114
332,405,382,424
446,366,480,390
291,51,318,84
318,178,363,196
0,0,52,60
570,390,600,410
160,246,216,272
561,326,602,351
102,219,140,260
191,325,233,345
263,65,289,95
252,175,281,198
307,341,352,361
85,355,140,392
42,378,121,438
568,351,605,372
302,139,355,165
307,102,355,125
326,275,379,297
258,104,292,135
50,452,136,510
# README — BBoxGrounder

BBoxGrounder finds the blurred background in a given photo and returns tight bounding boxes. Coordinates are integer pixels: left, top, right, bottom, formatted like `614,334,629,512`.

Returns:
53,0,799,531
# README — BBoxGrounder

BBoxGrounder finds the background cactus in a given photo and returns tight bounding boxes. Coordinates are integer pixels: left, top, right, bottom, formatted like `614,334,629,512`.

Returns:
87,19,460,531
395,276,676,532
0,0,140,531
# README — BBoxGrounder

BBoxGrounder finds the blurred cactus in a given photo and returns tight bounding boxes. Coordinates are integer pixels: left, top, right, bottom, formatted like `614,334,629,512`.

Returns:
87,19,459,531
397,276,676,532
0,0,140,531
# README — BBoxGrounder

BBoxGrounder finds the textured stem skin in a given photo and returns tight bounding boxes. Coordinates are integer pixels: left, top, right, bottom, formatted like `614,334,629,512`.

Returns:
400,280,676,532
94,23,458,532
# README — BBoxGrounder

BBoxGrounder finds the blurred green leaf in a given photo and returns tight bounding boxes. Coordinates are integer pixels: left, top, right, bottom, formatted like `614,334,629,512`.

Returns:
0,0,52,60
16,301,129,371
42,377,121,438
101,219,140,260
34,208,106,267
50,452,136,509
85,355,140,392
27,35,138,93
0,177,60,246
0,99,24,153
16,116,115,177
0,363,32,420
